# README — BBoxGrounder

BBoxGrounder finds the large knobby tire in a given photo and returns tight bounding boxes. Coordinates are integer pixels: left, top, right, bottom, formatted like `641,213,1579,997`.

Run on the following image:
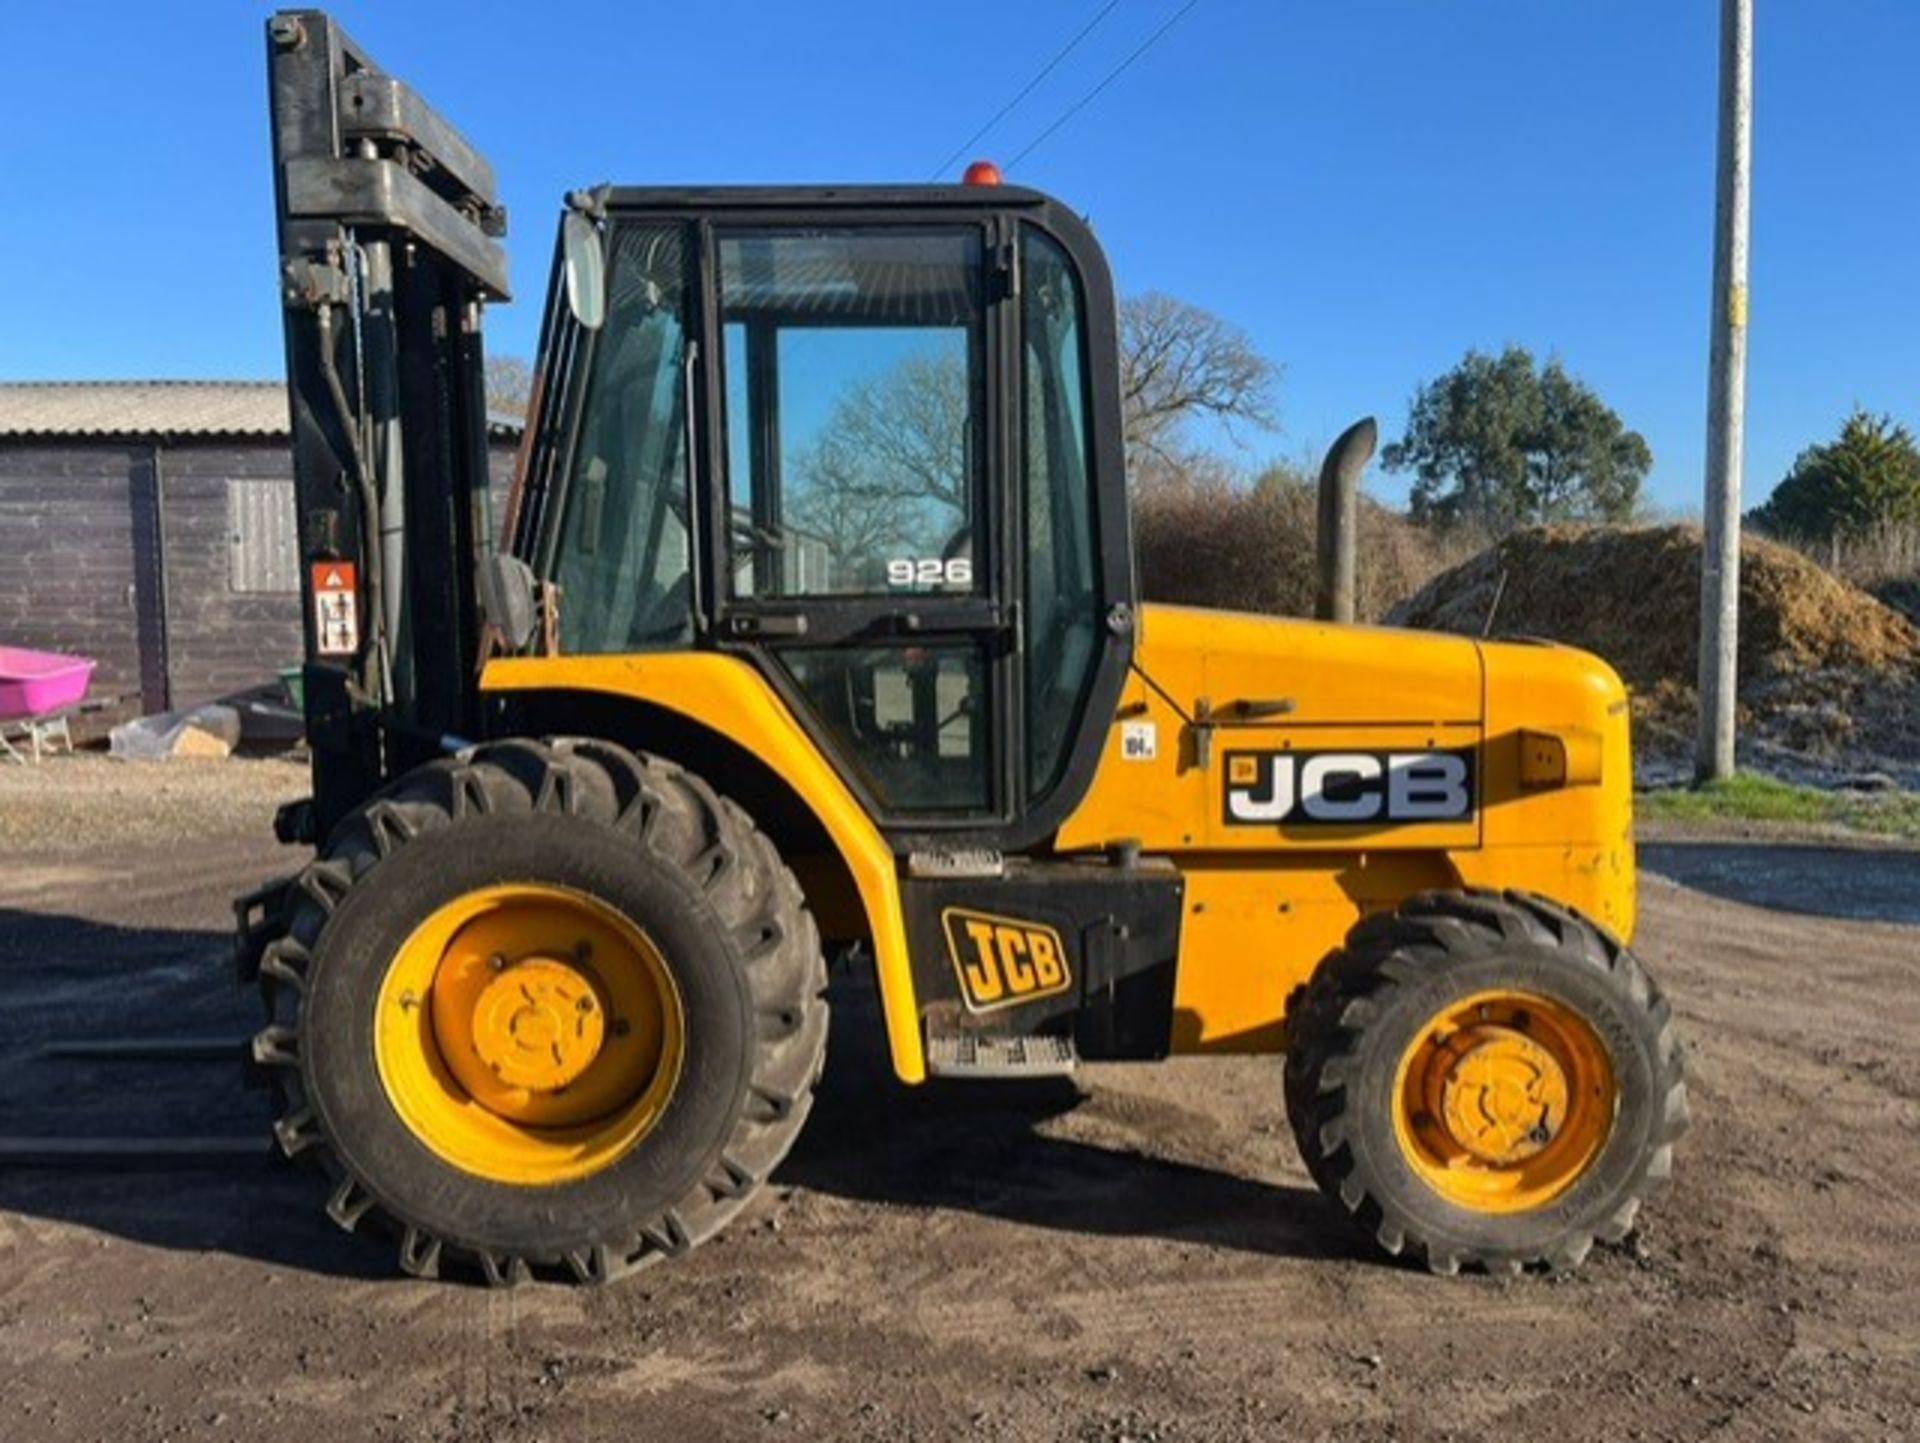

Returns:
236,738,827,1286
1283,888,1688,1276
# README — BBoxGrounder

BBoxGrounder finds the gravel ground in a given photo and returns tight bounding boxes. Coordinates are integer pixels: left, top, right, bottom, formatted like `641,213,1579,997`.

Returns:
1,759,1918,1441
0,754,307,854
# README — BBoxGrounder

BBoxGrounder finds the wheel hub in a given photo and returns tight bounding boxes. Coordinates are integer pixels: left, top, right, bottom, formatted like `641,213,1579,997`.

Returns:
468,957,606,1092
377,883,685,1185
1435,1027,1568,1164
1393,989,1617,1214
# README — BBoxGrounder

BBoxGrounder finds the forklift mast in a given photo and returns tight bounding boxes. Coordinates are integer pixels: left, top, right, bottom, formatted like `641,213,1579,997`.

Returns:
265,9,509,839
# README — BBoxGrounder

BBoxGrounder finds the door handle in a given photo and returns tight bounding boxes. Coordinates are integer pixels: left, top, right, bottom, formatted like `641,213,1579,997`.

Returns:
1188,695,1299,771
1224,696,1297,719
727,613,809,640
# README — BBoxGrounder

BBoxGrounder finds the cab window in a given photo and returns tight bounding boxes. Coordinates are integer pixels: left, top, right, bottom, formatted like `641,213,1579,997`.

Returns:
1021,226,1100,795
717,227,994,816
718,229,984,600
551,223,694,653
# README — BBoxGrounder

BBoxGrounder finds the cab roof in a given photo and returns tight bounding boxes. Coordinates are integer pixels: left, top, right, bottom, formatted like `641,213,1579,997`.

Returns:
594,183,1057,212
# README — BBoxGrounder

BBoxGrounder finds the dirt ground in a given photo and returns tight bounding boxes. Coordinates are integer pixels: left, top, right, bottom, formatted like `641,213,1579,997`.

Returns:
1,757,1917,1442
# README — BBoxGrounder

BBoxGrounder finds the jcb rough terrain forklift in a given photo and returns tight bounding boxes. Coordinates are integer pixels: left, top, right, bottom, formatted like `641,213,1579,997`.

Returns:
239,11,1687,1286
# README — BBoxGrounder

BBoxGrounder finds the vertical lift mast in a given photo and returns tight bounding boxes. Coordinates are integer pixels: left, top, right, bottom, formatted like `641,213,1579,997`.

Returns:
265,10,509,839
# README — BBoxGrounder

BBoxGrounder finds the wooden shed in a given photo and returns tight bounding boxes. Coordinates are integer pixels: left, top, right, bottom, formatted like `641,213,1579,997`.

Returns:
0,381,519,731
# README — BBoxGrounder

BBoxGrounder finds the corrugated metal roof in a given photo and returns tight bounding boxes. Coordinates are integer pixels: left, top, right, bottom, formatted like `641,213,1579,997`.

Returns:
0,380,523,439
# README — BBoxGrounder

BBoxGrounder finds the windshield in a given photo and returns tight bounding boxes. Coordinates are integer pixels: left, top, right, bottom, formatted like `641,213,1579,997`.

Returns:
551,223,695,653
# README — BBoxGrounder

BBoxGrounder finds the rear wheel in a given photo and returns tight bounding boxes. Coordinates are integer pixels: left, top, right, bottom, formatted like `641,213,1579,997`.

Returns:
1283,889,1687,1274
238,738,827,1285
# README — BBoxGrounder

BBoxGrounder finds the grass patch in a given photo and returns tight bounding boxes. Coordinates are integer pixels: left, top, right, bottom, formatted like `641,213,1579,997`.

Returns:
1639,772,1920,841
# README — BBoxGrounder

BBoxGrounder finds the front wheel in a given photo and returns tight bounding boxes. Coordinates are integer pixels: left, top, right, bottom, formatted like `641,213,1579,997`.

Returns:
1283,889,1688,1275
240,739,827,1285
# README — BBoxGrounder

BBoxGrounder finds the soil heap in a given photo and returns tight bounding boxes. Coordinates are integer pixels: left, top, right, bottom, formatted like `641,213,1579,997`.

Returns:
1390,524,1920,781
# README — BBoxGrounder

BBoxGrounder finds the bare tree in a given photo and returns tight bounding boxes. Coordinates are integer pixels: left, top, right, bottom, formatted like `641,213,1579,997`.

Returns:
485,354,533,418
787,431,924,584
813,350,969,512
1119,292,1279,466
784,292,1282,575
786,348,971,579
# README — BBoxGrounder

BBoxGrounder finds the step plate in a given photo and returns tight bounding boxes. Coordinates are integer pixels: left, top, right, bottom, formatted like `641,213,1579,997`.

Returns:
926,1033,1078,1079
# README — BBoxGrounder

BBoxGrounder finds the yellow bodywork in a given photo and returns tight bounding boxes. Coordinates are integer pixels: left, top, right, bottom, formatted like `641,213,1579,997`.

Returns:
481,601,1634,1084
1058,605,1635,1053
484,654,928,1082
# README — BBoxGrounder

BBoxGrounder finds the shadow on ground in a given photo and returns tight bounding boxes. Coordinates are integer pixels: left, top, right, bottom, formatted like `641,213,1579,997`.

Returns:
0,911,1358,1279
0,907,390,1278
784,984,1362,1265
1640,841,1920,925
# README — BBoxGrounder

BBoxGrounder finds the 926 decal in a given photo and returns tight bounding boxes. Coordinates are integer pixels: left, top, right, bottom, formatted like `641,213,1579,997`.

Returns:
886,557,973,588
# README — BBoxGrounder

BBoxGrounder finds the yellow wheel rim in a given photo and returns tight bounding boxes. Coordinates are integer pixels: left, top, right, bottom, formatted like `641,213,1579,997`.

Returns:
1392,989,1616,1213
374,883,685,1185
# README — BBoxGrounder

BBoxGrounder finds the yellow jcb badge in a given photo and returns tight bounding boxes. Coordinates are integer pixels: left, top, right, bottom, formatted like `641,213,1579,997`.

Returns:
942,908,1072,1013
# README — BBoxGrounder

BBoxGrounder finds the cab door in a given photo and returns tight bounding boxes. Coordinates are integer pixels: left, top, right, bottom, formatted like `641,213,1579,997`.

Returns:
697,205,1135,852
705,220,1016,833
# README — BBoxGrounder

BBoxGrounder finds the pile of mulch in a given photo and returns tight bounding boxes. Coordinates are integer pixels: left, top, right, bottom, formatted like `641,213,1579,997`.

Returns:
1390,524,1920,781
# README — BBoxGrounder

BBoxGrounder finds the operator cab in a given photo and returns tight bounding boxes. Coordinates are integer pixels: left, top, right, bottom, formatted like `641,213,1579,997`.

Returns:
510,187,1135,847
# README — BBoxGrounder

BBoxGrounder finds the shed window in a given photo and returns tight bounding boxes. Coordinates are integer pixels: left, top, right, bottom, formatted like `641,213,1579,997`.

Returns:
227,479,300,593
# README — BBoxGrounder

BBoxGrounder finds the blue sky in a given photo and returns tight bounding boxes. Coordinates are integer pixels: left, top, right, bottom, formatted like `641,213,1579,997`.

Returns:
2,1,1916,514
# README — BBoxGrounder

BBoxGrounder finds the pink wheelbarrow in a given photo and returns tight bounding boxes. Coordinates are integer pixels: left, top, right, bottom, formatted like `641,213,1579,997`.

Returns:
0,646,96,763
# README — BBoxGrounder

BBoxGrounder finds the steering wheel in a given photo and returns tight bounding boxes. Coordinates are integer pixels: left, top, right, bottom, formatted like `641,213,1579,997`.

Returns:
627,574,693,646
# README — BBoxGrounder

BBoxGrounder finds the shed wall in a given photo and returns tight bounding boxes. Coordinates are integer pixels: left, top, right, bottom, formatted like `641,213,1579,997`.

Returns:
0,437,519,733
0,444,149,717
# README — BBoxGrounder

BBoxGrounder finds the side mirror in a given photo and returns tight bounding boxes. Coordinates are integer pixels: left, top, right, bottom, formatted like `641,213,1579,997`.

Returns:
561,211,606,331
480,554,540,652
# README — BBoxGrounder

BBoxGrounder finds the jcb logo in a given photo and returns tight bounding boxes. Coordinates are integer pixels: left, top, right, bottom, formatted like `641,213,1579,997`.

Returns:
942,908,1072,1013
1224,748,1475,826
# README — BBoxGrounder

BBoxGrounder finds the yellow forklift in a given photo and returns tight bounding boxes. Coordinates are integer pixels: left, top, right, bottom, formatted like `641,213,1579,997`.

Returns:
239,10,1686,1285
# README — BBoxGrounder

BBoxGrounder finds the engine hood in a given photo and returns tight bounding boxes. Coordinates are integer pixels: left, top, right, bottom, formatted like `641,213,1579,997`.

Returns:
1132,603,1483,726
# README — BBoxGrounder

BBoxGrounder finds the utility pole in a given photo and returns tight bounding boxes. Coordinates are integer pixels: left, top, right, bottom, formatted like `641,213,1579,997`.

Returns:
1697,0,1753,783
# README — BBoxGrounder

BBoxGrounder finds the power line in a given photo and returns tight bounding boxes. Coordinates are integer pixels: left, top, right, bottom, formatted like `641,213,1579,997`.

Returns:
1007,0,1203,168
928,0,1127,180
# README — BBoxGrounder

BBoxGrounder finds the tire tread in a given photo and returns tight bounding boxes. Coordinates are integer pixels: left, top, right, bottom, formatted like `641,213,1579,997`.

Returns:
1282,887,1688,1275
237,737,828,1286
